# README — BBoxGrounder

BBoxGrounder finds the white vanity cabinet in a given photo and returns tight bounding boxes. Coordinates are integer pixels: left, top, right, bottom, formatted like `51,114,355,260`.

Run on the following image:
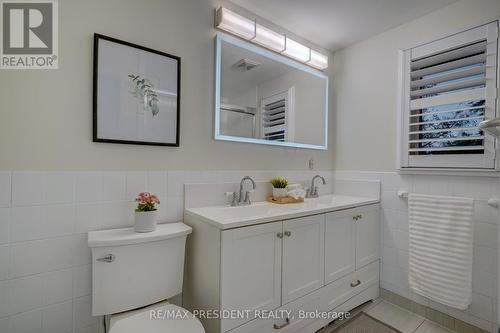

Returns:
220,222,283,331
324,205,379,284
183,203,380,333
324,210,355,284
220,215,325,332
282,215,325,304
354,207,379,269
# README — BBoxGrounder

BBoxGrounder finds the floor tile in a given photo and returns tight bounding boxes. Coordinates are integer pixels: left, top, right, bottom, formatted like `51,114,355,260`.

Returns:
366,300,425,333
415,320,454,333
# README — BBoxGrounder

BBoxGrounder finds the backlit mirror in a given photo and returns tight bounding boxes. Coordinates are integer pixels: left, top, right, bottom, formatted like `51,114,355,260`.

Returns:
215,34,328,150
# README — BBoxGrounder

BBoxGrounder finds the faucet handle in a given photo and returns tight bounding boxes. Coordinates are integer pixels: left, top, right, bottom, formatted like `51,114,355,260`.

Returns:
225,191,238,206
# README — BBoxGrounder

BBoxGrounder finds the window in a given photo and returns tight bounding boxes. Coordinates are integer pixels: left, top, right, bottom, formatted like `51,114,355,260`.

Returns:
398,21,498,170
260,88,295,142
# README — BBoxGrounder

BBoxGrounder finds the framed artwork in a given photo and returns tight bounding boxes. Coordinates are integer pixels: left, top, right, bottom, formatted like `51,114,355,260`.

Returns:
93,33,180,146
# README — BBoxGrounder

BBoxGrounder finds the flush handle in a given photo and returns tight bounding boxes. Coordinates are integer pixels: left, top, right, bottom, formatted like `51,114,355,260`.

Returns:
350,279,361,287
96,254,115,263
273,318,290,329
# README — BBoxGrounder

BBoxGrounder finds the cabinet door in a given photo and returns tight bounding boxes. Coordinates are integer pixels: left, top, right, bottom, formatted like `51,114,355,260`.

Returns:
221,221,282,332
282,215,324,304
324,210,355,284
355,206,379,269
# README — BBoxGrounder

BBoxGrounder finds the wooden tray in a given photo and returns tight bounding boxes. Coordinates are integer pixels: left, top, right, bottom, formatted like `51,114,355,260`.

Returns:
267,196,304,204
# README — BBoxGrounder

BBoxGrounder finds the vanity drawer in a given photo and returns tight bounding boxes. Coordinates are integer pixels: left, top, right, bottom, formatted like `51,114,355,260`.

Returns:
320,260,379,312
224,263,379,333
227,288,322,333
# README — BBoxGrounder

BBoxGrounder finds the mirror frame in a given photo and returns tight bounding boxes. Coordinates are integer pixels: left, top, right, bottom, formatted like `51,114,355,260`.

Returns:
214,33,329,150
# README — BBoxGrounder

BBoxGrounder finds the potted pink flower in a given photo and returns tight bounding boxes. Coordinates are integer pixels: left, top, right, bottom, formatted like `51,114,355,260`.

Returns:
134,192,160,232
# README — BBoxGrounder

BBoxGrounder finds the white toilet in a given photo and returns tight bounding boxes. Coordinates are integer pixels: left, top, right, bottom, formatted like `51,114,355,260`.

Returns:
88,222,205,333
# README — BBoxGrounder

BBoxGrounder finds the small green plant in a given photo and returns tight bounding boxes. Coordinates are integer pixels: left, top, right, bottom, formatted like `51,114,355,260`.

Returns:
270,177,289,189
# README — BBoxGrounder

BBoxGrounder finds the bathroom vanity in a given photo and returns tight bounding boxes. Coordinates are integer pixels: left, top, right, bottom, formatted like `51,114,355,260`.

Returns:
183,193,380,333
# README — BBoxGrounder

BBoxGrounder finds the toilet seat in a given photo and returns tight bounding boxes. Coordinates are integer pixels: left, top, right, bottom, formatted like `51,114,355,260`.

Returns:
109,302,205,333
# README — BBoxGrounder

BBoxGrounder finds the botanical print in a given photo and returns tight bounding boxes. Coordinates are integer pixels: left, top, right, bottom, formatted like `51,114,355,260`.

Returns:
128,74,160,116
94,34,180,146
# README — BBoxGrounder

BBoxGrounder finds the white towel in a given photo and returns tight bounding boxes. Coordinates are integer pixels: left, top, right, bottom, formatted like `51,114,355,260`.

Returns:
408,193,474,310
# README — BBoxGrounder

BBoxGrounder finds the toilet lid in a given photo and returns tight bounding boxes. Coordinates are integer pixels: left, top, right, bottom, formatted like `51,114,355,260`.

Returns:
109,303,205,333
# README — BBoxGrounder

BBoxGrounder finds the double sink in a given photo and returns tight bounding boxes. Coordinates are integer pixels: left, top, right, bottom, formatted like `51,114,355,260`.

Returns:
185,193,379,230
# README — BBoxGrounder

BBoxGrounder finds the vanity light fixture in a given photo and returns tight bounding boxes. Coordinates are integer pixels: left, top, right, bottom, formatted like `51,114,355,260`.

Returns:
215,7,328,70
215,7,255,40
254,24,286,53
308,50,329,70
282,37,311,62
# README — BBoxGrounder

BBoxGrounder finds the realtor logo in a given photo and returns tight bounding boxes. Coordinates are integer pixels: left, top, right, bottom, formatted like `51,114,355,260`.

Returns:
1,0,58,69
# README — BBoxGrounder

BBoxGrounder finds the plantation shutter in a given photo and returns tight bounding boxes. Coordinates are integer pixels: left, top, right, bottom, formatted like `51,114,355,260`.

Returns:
261,91,290,142
400,21,498,169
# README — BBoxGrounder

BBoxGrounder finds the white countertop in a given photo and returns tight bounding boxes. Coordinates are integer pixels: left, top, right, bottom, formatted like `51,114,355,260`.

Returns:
184,194,379,230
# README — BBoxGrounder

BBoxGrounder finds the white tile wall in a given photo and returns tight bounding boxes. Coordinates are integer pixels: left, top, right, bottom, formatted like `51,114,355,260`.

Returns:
335,171,500,332
2,169,496,332
0,170,332,333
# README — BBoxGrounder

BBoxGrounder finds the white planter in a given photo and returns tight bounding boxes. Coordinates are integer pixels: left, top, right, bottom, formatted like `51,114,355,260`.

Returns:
134,210,158,233
272,187,288,198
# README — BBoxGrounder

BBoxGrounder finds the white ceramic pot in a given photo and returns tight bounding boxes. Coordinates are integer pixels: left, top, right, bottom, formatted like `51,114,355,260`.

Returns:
134,210,158,233
272,187,288,198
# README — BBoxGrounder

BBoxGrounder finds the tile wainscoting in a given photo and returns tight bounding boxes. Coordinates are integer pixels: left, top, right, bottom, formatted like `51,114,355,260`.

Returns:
0,170,497,333
0,170,333,333
333,171,499,333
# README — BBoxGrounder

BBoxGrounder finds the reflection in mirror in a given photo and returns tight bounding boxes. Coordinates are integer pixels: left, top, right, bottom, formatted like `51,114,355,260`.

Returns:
215,34,328,150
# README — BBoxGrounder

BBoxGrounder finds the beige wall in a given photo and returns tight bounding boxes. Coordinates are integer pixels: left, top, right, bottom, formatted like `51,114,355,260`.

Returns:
0,0,334,170
257,69,327,145
332,0,500,172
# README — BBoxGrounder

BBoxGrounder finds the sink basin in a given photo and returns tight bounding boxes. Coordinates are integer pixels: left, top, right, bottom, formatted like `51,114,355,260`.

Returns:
212,203,295,219
185,194,380,230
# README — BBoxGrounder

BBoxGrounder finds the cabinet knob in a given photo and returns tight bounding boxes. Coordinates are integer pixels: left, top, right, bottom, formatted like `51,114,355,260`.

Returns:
284,231,291,237
350,279,361,287
273,317,290,329
277,232,283,239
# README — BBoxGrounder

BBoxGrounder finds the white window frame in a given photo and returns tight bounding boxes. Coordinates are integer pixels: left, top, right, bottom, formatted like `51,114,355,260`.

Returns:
397,21,499,172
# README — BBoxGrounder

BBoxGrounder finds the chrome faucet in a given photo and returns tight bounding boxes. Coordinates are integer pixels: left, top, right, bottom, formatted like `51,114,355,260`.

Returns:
227,176,256,206
306,175,326,198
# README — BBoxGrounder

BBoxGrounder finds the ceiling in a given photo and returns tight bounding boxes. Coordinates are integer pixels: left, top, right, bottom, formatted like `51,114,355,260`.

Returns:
230,0,459,52
221,41,293,99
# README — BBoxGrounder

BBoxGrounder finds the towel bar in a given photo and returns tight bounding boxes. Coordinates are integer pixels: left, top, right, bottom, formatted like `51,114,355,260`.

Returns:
397,190,499,208
397,190,409,198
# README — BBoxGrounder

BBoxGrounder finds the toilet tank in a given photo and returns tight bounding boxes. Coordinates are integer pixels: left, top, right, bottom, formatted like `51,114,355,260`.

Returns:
88,223,192,316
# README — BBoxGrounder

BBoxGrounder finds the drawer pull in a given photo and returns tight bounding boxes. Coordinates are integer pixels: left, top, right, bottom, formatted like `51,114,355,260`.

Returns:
350,279,361,287
277,232,283,239
273,318,290,330
284,231,291,237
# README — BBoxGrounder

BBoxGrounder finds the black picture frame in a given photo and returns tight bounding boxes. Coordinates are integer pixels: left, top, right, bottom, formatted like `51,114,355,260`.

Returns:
93,33,181,147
